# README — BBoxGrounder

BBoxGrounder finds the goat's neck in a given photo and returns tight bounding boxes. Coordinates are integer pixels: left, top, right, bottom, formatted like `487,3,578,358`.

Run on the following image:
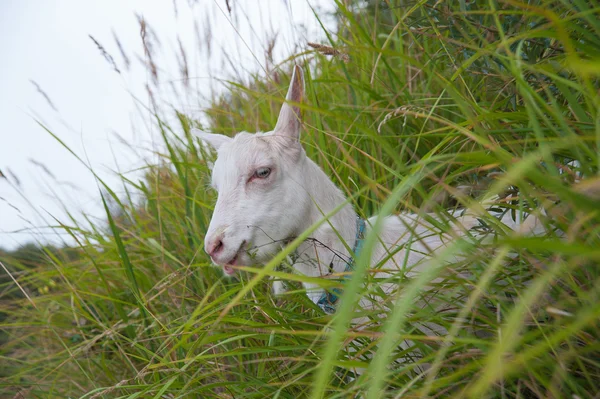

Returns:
295,157,358,277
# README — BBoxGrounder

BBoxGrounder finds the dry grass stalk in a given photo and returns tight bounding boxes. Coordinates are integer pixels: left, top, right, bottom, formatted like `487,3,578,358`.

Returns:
88,35,121,74
112,29,131,71
29,80,58,112
177,36,190,87
137,14,159,84
203,13,213,58
307,42,350,63
28,159,56,179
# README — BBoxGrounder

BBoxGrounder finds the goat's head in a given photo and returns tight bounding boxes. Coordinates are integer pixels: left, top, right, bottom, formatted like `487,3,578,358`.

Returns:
195,65,311,275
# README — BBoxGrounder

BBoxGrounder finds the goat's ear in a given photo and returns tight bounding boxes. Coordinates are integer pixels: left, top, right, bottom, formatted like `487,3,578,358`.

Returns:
192,129,232,151
273,64,304,143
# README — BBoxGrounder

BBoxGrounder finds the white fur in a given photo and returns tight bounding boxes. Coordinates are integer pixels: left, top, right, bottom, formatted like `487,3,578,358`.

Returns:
196,65,547,309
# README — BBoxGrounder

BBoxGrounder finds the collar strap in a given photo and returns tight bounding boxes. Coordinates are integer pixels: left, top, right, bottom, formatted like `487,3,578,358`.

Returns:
317,217,366,314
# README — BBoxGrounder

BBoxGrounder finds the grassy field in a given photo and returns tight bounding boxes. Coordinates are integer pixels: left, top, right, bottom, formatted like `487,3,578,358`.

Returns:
1,1,600,397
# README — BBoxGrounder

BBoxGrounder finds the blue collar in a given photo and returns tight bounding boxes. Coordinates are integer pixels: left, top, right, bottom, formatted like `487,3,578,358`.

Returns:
316,217,366,314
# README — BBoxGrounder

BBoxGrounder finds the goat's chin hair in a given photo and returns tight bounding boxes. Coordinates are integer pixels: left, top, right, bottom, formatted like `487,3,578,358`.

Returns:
245,244,282,265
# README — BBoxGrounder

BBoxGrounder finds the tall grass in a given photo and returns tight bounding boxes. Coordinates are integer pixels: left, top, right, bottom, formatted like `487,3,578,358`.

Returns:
1,1,599,397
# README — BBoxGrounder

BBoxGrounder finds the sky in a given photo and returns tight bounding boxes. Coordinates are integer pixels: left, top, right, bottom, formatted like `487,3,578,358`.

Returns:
0,0,335,250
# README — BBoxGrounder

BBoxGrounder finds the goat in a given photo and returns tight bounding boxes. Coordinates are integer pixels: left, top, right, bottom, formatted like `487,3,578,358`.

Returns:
194,65,548,316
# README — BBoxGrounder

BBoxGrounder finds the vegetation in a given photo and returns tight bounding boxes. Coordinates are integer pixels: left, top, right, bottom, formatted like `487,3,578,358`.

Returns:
1,1,599,397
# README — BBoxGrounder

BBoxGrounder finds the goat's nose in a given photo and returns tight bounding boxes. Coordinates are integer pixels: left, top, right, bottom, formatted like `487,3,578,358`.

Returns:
206,234,225,258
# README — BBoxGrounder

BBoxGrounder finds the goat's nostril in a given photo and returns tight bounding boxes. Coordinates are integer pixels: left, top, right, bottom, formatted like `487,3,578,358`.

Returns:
208,237,224,257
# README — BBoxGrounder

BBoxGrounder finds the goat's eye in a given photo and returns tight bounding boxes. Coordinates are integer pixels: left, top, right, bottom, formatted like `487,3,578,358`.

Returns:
254,167,271,179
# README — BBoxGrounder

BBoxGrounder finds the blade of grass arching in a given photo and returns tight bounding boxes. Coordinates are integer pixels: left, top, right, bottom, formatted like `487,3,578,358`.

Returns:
515,70,558,173
185,134,212,237
481,139,600,214
501,237,600,258
163,279,226,356
563,0,600,36
42,330,98,393
100,191,146,338
158,121,198,251
145,238,186,267
511,43,581,147
239,267,342,291
38,120,139,229
393,107,512,162
425,11,478,107
420,246,511,396
309,167,428,399
368,0,428,86
159,121,210,304
553,78,593,124
539,87,589,168
35,239,121,335
0,261,36,309
364,240,473,399
25,143,134,336
511,303,600,375
527,166,600,213
465,257,572,398
46,215,113,297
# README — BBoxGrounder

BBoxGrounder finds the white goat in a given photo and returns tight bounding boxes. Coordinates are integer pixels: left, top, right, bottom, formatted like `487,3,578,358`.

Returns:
194,65,546,314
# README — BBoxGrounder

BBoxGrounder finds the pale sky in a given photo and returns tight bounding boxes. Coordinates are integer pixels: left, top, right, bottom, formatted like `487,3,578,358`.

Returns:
0,0,334,250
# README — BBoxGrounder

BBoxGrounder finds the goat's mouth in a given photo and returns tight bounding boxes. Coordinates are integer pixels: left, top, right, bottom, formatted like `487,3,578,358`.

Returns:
222,241,246,276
